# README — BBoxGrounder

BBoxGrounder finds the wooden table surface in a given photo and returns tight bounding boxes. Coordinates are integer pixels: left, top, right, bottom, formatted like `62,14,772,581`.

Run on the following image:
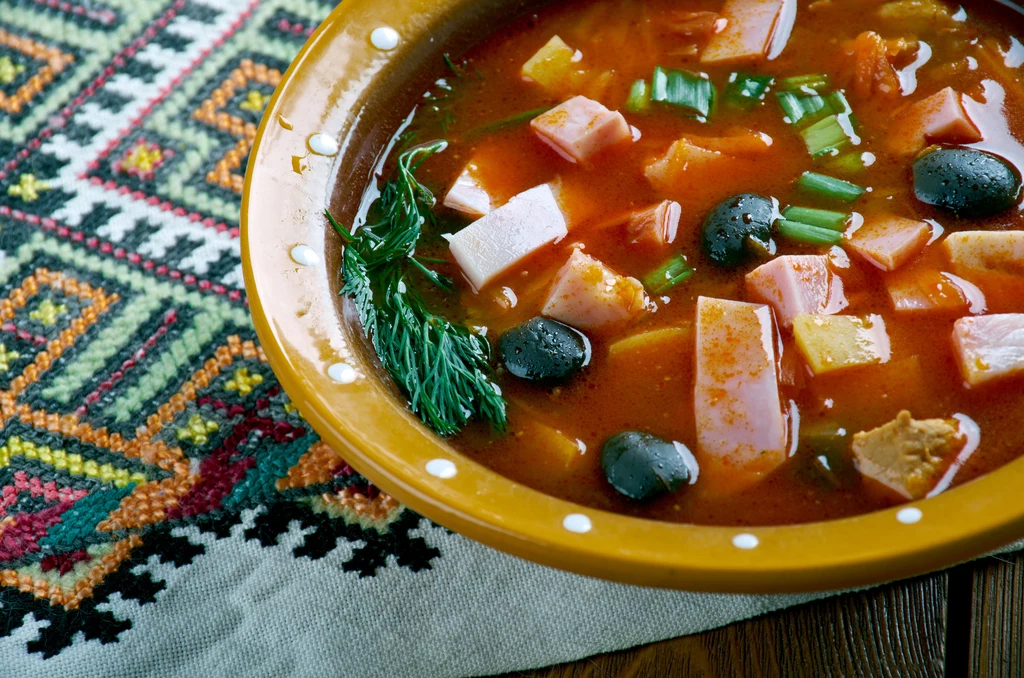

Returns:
503,550,1024,677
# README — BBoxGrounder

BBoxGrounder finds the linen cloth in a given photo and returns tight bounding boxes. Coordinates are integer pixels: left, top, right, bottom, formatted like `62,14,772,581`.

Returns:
0,1,1016,676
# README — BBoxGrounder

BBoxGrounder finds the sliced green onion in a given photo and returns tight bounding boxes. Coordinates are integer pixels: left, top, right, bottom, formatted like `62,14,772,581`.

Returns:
724,73,773,110
826,91,852,116
797,171,866,203
777,74,830,92
801,114,856,156
642,254,694,294
822,151,865,174
626,79,651,113
651,66,715,120
776,219,844,246
776,91,829,126
782,206,850,230
469,106,552,137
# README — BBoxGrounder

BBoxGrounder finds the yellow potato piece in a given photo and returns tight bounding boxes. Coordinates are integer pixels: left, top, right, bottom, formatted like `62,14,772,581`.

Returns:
607,325,692,359
513,418,584,473
792,313,891,375
521,35,582,93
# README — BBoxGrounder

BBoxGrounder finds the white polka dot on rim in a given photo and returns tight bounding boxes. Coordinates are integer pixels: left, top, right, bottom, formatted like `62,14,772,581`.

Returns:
562,514,592,534
897,507,923,524
370,26,400,51
290,245,319,266
732,533,759,550
425,459,456,479
327,362,357,384
307,133,339,156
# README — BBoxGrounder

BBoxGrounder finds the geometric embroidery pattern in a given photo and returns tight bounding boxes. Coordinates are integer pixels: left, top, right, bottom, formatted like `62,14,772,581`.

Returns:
0,0,440,660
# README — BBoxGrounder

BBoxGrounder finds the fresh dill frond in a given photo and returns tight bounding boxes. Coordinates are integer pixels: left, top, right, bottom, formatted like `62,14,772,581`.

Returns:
330,139,506,436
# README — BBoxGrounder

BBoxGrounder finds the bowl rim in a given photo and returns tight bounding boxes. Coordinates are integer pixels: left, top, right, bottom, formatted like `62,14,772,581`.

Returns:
241,0,1024,593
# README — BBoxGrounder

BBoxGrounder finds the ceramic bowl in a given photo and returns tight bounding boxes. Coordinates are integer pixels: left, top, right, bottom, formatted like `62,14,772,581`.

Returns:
242,0,1024,592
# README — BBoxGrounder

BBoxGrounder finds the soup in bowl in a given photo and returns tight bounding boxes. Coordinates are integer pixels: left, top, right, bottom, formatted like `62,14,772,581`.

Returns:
243,0,1024,591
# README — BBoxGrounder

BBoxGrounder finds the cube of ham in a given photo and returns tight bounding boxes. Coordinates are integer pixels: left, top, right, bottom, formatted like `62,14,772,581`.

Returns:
541,249,647,331
694,297,788,492
846,215,932,271
944,231,1024,308
952,314,1024,387
443,162,492,218
885,268,983,315
888,87,983,155
625,200,681,248
445,184,567,290
701,0,795,65
944,230,1024,277
530,96,632,163
745,255,848,327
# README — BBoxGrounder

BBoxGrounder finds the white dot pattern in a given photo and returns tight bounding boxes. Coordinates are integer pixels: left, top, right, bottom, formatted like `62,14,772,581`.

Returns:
370,26,399,51
562,514,592,534
426,459,457,479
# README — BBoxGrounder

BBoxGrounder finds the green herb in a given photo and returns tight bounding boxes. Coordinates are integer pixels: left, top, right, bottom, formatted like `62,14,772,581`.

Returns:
651,66,715,121
332,140,506,436
641,254,694,294
822,150,865,174
777,73,830,92
776,218,845,246
781,206,850,231
468,106,552,137
626,79,651,113
724,73,774,110
797,171,866,203
443,52,466,78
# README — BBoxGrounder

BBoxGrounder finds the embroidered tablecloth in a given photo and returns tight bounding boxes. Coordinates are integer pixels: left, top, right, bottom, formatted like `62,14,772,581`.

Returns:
0,2,1016,677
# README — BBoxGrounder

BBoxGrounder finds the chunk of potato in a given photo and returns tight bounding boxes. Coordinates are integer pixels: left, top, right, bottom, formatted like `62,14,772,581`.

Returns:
512,418,585,474
522,35,583,94
852,410,964,499
792,313,891,375
607,325,693,359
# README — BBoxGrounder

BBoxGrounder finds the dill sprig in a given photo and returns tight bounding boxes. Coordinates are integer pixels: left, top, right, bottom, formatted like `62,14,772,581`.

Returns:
329,140,507,436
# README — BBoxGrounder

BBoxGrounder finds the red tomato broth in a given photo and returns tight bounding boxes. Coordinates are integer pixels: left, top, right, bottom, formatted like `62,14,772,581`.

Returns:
372,0,1024,526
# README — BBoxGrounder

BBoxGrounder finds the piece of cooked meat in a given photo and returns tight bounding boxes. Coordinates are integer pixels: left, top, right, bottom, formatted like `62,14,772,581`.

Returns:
851,410,965,499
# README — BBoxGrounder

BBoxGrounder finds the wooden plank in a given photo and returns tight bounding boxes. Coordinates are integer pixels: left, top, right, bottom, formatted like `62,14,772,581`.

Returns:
510,574,948,678
969,551,1024,677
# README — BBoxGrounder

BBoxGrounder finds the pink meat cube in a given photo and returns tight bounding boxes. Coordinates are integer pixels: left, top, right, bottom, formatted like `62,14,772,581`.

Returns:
530,96,632,163
445,184,567,290
443,162,492,218
952,314,1024,387
847,215,932,271
625,200,681,248
701,0,795,65
541,249,648,331
694,297,788,493
745,255,848,327
888,87,983,155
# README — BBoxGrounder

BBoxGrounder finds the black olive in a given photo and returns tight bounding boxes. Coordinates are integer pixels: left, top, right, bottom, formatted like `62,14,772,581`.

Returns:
499,317,590,384
600,431,695,502
912,147,1022,218
701,193,775,267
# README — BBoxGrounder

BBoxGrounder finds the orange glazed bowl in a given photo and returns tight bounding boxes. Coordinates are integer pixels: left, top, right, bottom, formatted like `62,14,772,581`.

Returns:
242,0,1024,593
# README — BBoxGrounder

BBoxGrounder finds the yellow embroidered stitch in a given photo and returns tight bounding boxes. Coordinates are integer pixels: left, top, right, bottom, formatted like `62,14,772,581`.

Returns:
0,437,146,488
239,89,271,112
121,143,164,174
225,367,262,396
29,299,67,326
0,344,20,372
7,174,50,203
0,56,25,85
176,414,219,445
